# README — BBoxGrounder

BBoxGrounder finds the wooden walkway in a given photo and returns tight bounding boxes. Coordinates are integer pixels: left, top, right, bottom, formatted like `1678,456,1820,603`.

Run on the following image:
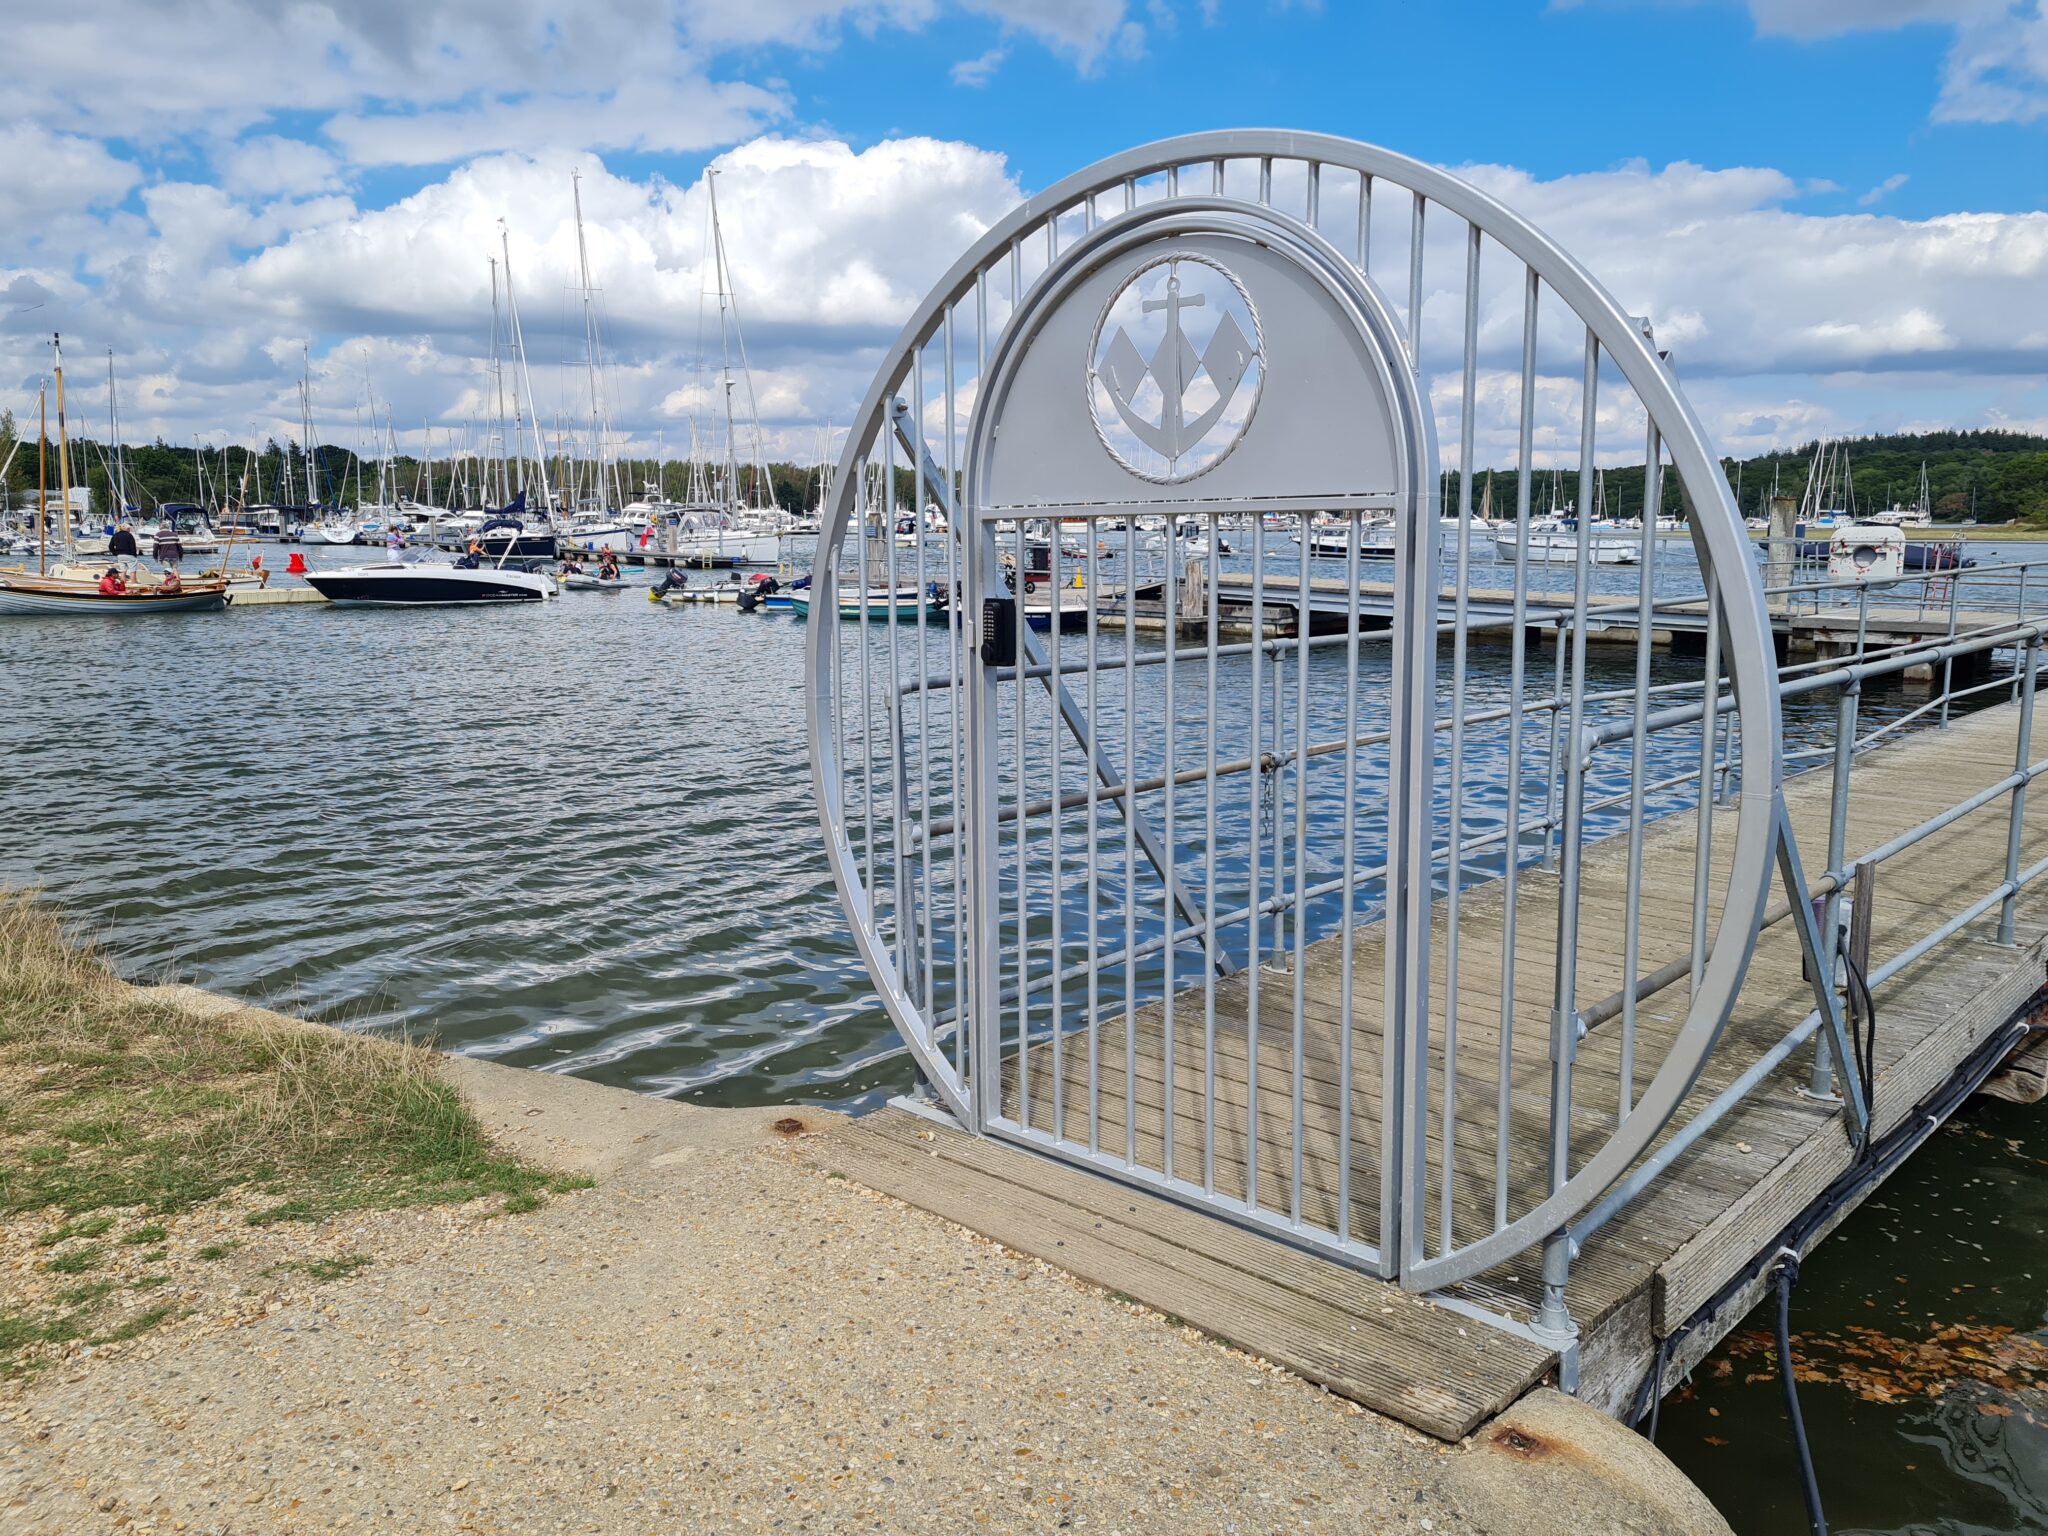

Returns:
814,697,2048,1440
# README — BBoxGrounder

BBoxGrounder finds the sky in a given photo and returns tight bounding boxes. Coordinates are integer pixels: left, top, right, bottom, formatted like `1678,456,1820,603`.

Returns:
2,0,2045,472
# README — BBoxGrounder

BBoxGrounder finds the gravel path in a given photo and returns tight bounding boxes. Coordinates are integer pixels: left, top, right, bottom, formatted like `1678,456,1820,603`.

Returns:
3,1041,1724,1535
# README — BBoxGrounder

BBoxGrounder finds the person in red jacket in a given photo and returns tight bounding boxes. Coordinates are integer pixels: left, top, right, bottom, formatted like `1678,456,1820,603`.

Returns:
97,569,128,596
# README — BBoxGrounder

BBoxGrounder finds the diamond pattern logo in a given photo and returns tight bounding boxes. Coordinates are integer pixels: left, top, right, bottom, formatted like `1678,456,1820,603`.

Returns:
1090,255,1262,483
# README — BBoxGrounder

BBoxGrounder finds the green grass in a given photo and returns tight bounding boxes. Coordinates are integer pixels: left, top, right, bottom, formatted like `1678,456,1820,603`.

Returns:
42,1245,104,1274
195,1242,237,1261
0,892,588,1377
266,1253,371,1283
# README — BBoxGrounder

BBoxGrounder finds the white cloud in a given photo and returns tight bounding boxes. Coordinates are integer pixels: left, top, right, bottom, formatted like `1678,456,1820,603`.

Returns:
1857,172,1910,206
1745,0,2048,126
0,124,141,228
219,137,345,198
952,46,1008,84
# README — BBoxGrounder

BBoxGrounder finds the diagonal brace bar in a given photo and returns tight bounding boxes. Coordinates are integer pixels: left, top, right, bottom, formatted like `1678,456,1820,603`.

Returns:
888,397,1224,972
1773,792,1870,1140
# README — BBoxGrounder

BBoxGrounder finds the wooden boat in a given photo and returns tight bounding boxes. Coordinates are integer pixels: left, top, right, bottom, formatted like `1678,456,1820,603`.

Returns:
0,570,227,615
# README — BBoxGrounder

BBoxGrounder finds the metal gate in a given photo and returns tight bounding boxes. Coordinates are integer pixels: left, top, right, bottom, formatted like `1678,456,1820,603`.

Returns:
808,133,1784,1325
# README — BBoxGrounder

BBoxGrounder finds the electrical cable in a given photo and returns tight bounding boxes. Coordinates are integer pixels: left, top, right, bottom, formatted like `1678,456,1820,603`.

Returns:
1773,1252,1828,1536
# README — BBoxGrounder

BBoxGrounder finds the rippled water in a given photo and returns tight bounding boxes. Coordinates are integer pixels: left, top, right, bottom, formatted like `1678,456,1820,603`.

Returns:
4,531,2043,1534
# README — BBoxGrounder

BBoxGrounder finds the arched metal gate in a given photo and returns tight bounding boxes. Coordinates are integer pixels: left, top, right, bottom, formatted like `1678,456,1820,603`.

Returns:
807,133,1796,1329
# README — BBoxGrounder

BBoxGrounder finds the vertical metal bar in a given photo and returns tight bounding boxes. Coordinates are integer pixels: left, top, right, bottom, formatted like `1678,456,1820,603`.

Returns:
885,411,907,996
1436,229,1481,1251
1339,507,1361,1244
1940,567,1962,728
1999,641,2037,945
1691,587,1722,997
1357,173,1372,272
1123,515,1139,1168
1306,161,1320,229
1534,328,1602,1345
1496,267,1538,1230
1049,519,1065,1140
1013,516,1030,1131
1163,518,1179,1182
1291,513,1310,1225
1620,426,1660,1119
1247,496,1265,1209
1258,155,1272,206
1406,196,1425,362
1086,504,1102,1154
1204,510,1221,1195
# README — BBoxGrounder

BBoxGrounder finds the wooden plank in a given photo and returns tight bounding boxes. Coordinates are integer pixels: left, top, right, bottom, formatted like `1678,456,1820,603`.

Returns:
816,1110,1551,1440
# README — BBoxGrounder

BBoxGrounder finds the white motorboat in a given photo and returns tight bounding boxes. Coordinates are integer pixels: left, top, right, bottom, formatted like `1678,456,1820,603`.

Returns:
302,558,557,605
1491,520,1641,566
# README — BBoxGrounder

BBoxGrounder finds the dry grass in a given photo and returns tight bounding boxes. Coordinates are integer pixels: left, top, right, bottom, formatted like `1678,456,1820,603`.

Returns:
0,892,585,1375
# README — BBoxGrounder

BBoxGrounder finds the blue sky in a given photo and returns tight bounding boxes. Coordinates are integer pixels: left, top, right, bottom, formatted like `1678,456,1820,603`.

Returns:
1,0,2042,461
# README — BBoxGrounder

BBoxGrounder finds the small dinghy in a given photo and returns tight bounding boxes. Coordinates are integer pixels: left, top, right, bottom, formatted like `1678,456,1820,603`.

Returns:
562,573,629,592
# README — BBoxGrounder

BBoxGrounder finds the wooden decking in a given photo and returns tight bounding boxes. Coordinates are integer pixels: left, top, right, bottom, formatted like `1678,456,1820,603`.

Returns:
814,696,2048,1441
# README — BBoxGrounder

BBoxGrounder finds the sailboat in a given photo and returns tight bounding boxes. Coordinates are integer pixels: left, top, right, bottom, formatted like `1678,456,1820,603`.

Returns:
657,171,783,568
1,338,226,615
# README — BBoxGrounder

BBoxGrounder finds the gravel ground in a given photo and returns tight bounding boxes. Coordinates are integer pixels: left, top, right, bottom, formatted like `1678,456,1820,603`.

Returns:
2,1046,1725,1535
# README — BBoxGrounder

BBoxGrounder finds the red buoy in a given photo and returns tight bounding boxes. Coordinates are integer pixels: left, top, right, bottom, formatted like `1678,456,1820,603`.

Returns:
287,551,308,574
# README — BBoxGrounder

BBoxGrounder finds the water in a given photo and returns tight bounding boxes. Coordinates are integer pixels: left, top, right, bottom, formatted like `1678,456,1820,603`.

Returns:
3,529,2042,1532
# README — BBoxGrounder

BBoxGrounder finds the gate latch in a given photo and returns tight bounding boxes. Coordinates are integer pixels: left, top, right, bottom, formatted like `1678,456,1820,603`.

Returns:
981,597,1018,667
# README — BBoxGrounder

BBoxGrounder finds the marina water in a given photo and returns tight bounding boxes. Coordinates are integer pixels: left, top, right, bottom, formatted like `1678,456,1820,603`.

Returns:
2,533,2042,1533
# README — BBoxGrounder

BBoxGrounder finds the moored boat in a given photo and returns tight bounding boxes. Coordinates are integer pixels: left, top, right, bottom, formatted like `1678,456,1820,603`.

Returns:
302,560,556,605
0,570,227,615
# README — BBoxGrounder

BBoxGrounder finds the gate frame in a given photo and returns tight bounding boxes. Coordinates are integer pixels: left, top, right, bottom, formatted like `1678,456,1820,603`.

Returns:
807,129,1785,1299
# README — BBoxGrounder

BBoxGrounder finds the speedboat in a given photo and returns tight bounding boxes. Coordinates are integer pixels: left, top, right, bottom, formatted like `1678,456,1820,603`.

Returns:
302,558,557,605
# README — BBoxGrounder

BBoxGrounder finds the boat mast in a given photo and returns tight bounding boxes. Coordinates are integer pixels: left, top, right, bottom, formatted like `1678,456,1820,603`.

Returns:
707,172,740,514
53,334,75,558
104,349,129,520
489,254,514,503
36,381,47,575
571,170,617,513
499,222,554,518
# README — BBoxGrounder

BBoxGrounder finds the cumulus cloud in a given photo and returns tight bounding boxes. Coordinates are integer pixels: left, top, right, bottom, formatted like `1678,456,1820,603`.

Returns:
1745,0,2048,126
0,125,142,227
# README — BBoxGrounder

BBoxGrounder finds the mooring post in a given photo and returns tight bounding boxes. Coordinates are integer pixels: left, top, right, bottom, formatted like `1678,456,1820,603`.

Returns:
1999,639,2037,946
1533,1228,1579,1390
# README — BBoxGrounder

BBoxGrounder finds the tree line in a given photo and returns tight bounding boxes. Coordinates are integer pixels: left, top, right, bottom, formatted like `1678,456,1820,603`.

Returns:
5,412,2046,525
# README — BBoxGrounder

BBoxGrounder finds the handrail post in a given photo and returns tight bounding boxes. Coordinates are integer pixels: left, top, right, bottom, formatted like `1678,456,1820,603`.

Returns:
1808,677,1859,1099
1998,639,2037,947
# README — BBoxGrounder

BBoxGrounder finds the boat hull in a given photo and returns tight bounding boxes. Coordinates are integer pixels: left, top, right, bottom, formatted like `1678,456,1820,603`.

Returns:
302,563,556,605
0,582,227,616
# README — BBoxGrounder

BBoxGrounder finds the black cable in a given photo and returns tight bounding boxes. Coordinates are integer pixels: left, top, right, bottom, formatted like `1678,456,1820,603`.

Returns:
1774,1254,1828,1536
1628,1005,2048,1450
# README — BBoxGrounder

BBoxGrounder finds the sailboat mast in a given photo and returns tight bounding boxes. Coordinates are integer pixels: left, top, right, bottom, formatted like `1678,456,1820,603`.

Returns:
53,335,75,557
571,170,615,512
708,171,740,513
499,223,553,516
489,255,512,503
37,381,47,576
104,349,128,520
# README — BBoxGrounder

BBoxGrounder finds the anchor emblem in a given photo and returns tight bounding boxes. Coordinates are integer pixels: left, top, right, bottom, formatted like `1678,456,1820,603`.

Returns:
1091,254,1260,482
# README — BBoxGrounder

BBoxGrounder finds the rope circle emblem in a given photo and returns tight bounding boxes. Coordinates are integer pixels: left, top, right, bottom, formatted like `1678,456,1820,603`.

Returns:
1087,252,1264,484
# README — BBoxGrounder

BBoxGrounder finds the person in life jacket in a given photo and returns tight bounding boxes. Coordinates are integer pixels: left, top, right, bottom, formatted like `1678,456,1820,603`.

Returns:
98,568,128,595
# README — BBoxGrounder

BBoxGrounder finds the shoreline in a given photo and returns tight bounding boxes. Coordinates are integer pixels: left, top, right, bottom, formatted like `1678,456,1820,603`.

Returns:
3,958,1729,1533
